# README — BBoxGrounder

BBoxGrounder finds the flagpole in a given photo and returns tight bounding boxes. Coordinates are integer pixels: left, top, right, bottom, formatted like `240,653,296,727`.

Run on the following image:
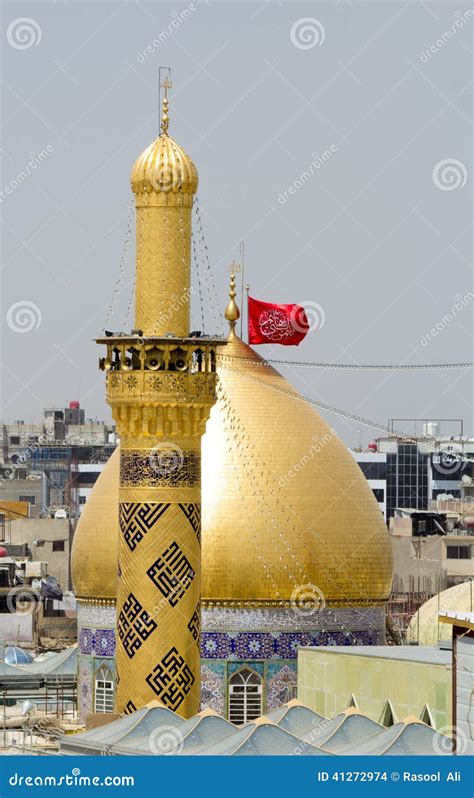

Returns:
239,241,245,339
245,282,250,344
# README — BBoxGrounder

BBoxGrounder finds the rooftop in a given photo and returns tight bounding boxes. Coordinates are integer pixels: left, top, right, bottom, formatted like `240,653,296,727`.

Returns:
298,645,451,666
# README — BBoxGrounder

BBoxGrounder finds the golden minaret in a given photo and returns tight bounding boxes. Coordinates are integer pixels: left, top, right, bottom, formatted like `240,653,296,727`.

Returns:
98,77,220,717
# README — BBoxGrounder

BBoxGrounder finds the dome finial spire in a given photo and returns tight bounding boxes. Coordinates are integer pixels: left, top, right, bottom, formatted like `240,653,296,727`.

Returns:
160,73,172,135
225,263,240,339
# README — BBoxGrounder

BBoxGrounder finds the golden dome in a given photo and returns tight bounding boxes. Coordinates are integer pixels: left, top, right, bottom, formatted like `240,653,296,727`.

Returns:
201,335,392,606
71,446,119,601
72,338,392,606
130,133,198,197
131,79,197,198
406,581,474,645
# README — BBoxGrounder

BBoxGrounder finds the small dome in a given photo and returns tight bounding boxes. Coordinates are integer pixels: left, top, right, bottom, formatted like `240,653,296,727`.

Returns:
131,134,198,197
5,646,34,665
71,447,119,601
407,581,474,645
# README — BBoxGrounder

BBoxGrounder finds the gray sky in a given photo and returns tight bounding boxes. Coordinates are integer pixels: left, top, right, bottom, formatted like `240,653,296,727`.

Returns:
1,0,472,445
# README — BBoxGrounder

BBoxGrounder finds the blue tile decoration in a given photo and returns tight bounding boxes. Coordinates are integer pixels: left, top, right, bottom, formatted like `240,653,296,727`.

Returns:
93,630,116,657
267,664,297,710
79,628,94,655
233,633,275,659
201,632,232,658
79,627,116,657
275,632,314,659
227,661,265,677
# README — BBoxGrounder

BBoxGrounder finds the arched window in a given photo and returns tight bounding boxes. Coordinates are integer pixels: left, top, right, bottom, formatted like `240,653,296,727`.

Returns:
94,665,114,714
228,667,263,725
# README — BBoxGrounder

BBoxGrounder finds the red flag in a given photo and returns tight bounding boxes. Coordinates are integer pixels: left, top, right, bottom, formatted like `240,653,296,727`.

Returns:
247,296,309,346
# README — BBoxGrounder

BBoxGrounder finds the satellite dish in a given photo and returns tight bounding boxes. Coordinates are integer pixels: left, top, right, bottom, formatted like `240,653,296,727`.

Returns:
461,475,472,484
21,700,35,717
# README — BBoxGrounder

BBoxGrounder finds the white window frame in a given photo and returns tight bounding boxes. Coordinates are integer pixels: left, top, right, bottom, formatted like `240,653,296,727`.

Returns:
94,665,114,714
228,667,263,725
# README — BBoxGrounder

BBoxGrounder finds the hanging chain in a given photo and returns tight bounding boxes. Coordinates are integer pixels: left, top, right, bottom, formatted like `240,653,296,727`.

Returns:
193,198,224,333
223,355,473,372
217,359,474,465
215,378,381,641
102,204,133,333
191,231,206,332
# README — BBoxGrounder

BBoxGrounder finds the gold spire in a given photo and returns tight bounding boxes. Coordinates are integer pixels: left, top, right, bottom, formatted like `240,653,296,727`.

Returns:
160,75,172,136
225,265,240,339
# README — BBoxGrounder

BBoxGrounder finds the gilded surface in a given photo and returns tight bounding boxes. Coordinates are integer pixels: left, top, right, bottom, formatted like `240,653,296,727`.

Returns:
71,447,119,601
115,496,201,716
130,134,198,198
201,336,393,605
134,205,192,336
107,371,215,402
74,336,392,609
120,449,200,488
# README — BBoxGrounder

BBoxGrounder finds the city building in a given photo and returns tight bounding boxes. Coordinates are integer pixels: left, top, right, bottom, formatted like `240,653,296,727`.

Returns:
71,86,392,724
352,420,474,523
0,402,115,517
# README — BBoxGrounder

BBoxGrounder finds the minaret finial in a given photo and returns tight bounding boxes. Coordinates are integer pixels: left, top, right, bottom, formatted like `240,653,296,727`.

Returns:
160,74,172,135
225,263,241,339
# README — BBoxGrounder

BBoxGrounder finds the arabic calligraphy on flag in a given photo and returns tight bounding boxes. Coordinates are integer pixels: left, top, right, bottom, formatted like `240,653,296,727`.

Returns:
247,296,310,346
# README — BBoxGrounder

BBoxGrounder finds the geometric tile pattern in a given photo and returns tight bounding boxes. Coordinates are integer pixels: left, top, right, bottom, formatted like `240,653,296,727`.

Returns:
119,502,170,551
146,646,195,711
178,503,201,543
79,628,115,657
146,541,195,607
200,630,378,659
124,700,137,715
117,592,157,659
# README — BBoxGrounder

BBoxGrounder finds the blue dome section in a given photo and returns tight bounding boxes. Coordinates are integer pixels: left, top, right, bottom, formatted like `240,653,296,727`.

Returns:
4,646,34,665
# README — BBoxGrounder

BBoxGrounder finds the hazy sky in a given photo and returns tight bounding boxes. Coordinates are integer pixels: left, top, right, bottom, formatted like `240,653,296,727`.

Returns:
1,0,472,445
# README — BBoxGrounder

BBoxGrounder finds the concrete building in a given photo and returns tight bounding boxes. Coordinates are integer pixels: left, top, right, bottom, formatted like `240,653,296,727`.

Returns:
0,402,115,518
352,420,474,523
5,517,71,590
390,526,474,595
297,645,452,731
